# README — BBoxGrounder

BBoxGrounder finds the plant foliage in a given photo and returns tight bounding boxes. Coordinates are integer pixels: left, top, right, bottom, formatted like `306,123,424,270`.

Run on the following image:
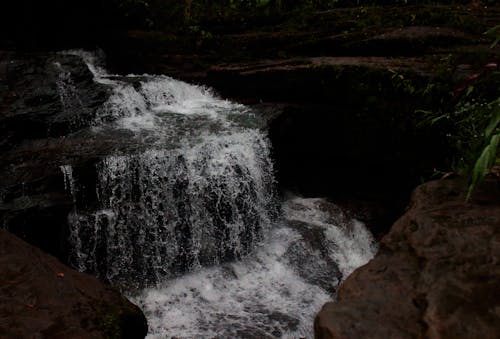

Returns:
419,73,499,200
466,102,500,199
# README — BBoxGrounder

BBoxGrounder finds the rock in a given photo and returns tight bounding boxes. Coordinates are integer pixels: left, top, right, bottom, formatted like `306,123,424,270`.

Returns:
285,220,342,294
294,26,480,57
315,174,500,338
0,51,111,258
211,57,450,208
283,197,379,294
0,51,109,149
0,229,148,338
206,56,437,102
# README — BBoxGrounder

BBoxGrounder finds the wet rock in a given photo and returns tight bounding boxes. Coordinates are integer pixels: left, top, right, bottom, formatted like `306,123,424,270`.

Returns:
285,220,342,293
0,229,148,338
315,174,500,338
0,52,112,257
0,51,109,148
283,198,378,293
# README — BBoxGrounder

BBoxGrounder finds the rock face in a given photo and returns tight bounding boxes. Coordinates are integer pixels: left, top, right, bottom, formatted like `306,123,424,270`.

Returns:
0,229,148,338
0,51,109,147
0,51,110,258
315,174,500,338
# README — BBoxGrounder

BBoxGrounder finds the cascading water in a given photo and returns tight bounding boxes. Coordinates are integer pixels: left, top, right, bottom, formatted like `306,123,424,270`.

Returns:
59,50,377,338
65,131,275,288
53,61,89,130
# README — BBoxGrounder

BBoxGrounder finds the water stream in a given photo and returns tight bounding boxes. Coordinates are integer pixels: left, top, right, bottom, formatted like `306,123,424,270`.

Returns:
59,50,377,338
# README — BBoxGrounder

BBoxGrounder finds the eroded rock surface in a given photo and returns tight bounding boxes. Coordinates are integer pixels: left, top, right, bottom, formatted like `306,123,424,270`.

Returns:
315,174,500,338
0,229,148,339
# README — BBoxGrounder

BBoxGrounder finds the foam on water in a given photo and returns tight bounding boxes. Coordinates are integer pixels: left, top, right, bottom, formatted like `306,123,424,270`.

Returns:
132,226,330,339
63,49,248,133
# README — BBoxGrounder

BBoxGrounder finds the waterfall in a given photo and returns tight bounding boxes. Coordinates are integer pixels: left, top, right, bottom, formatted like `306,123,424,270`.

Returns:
65,131,276,288
53,61,89,130
60,51,276,288
60,51,377,338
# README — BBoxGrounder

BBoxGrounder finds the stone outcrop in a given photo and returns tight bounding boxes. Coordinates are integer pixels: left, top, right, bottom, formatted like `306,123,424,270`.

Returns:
0,229,148,338
315,174,500,338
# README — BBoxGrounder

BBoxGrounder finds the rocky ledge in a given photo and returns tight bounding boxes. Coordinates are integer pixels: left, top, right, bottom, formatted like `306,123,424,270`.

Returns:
315,173,500,338
0,229,148,338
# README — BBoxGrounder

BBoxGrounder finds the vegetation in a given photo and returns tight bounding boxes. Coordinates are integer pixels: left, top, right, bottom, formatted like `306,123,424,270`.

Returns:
102,0,499,30
419,26,500,199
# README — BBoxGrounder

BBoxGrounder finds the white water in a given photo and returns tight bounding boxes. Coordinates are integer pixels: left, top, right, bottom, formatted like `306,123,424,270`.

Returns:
283,197,377,277
132,198,376,338
64,49,247,133
133,226,329,338
59,51,377,338
65,130,275,288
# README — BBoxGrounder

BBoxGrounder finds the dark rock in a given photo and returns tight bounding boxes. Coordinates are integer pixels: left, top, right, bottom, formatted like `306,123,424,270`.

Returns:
285,220,342,294
208,57,450,203
295,26,480,57
315,174,500,338
0,51,109,149
206,56,436,102
0,52,111,259
263,86,449,236
0,229,148,338
283,197,378,293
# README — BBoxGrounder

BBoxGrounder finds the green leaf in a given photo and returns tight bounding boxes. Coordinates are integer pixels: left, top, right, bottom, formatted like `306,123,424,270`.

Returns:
485,106,500,139
485,25,500,35
467,146,490,200
491,37,500,48
485,25,500,48
487,133,500,167
467,133,500,200
430,115,447,125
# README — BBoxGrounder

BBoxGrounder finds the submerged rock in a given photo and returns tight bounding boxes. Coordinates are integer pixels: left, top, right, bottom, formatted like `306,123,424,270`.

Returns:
0,229,148,338
283,197,377,294
285,220,342,294
315,174,500,338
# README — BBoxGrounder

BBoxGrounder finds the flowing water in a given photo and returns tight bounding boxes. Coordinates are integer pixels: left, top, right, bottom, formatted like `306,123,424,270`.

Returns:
59,51,377,338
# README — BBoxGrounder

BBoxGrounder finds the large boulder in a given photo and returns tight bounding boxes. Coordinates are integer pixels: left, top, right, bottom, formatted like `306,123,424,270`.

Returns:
0,229,148,338
315,174,500,338
0,51,111,258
